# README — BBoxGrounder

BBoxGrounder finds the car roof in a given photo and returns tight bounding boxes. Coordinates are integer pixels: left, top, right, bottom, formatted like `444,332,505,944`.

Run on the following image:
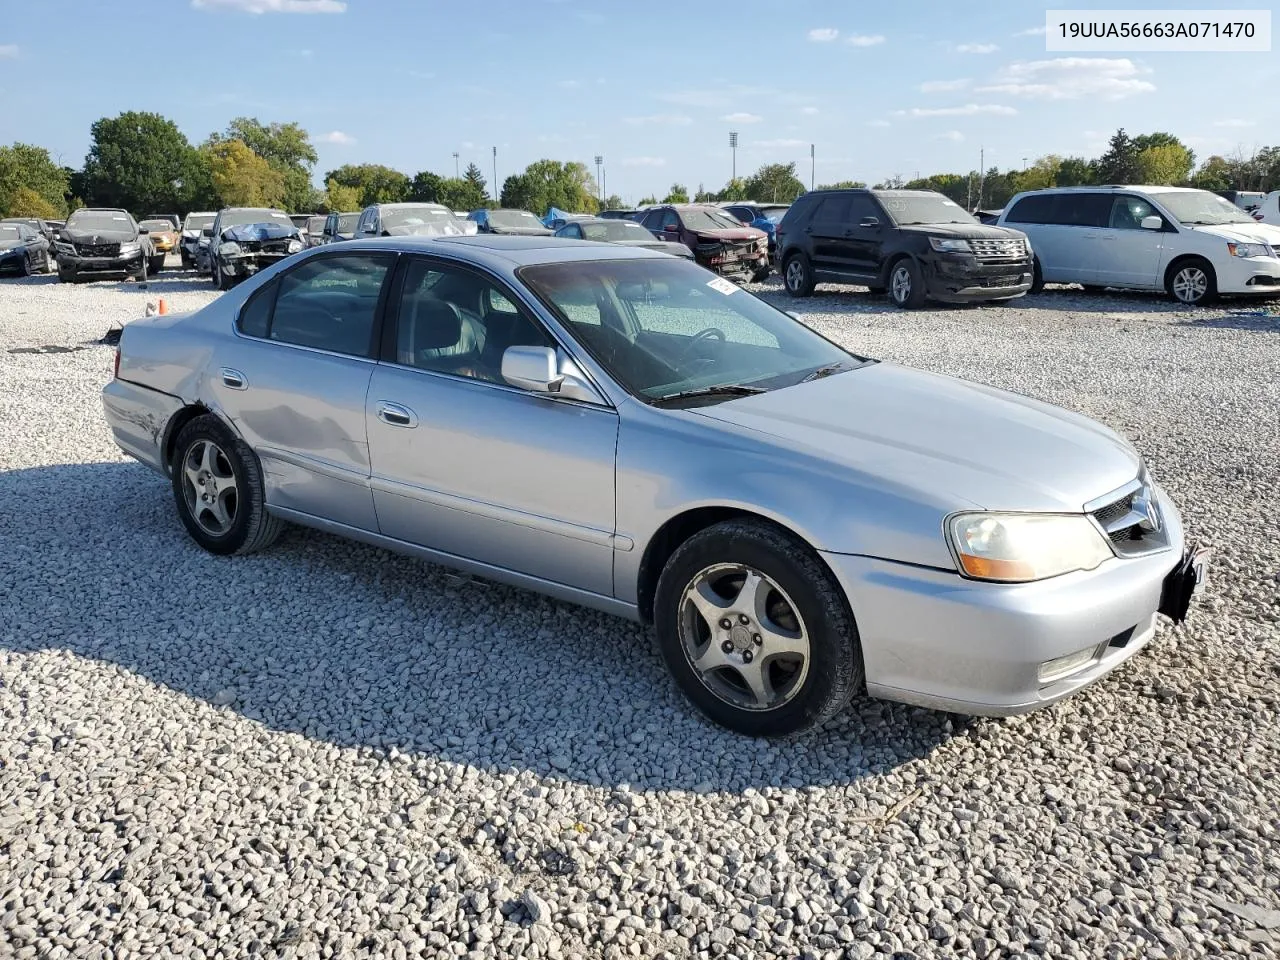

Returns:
329,235,666,268
1017,185,1204,194
373,201,451,210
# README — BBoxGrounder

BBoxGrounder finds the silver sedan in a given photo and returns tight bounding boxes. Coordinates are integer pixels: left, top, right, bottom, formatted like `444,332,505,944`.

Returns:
101,236,1208,736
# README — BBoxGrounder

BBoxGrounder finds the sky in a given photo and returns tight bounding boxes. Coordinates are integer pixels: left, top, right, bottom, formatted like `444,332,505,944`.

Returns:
1,0,1277,204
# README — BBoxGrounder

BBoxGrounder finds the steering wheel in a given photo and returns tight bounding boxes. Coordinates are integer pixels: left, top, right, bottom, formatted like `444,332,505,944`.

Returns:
677,327,726,362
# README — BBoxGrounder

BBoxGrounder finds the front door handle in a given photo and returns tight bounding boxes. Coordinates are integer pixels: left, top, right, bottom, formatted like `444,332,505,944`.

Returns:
219,367,247,390
376,401,417,428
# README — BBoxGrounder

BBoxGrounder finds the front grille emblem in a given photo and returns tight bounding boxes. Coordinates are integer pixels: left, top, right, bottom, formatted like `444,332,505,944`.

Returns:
1132,486,1161,532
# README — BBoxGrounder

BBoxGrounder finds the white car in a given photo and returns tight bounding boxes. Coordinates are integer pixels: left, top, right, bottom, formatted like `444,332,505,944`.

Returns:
999,185,1280,305
1253,190,1280,226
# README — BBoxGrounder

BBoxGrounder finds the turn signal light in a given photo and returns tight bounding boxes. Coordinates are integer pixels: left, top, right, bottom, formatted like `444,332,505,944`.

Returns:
113,347,121,379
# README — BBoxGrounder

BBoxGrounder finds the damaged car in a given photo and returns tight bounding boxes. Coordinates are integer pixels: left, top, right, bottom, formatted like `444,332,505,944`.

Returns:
353,202,478,239
181,212,216,268
468,208,553,236
205,207,304,290
54,208,162,283
637,204,770,282
139,218,180,259
0,222,53,276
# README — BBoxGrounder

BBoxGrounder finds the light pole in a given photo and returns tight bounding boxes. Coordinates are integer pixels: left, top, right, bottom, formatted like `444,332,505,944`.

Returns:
729,131,738,184
452,152,460,179
492,146,498,203
594,155,603,203
810,143,815,191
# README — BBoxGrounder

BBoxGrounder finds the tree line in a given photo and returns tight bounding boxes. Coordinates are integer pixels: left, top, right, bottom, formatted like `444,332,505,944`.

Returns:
2,115,1278,222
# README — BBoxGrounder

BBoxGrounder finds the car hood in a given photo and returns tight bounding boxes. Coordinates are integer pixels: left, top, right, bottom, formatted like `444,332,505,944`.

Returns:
692,362,1140,513
694,227,766,242
61,227,138,244
896,223,1028,240
617,239,693,256
1189,221,1280,244
220,222,299,243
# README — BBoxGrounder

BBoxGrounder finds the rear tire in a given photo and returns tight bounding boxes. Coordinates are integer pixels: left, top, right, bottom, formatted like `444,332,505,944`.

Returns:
1029,258,1045,295
654,519,863,737
782,253,815,298
19,252,32,277
171,414,284,556
1166,257,1217,306
888,258,927,309
149,254,165,276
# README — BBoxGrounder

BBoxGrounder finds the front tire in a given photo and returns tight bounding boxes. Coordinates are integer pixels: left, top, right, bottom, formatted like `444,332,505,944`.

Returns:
171,414,284,556
57,262,75,283
1166,257,1217,306
782,253,815,297
888,258,927,309
653,519,863,737
751,266,771,283
149,254,165,276
1029,257,1045,295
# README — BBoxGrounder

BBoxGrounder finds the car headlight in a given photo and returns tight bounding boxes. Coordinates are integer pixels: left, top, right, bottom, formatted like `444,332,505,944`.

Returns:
218,241,241,257
947,512,1113,583
55,241,75,254
119,242,141,256
1226,241,1271,258
929,237,972,254
286,239,303,253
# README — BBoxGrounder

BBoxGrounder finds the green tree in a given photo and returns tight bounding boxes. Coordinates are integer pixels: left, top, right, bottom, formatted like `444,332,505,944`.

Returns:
600,194,625,210
498,160,597,214
324,163,411,207
220,118,318,212
637,195,658,206
1013,156,1061,193
1137,143,1194,185
1054,156,1095,186
663,183,689,203
409,170,444,203
203,139,286,207
743,163,805,202
714,178,748,201
693,183,714,202
6,186,60,219
437,177,486,211
82,112,202,212
324,178,363,212
1096,128,1141,184
0,144,70,217
462,162,487,200
816,180,866,190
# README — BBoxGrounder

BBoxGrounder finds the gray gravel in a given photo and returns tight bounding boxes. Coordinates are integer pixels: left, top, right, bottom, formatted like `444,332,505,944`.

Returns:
2,263,1279,959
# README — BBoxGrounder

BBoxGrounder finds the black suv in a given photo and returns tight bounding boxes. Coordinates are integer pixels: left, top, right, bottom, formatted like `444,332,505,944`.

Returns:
776,189,1033,307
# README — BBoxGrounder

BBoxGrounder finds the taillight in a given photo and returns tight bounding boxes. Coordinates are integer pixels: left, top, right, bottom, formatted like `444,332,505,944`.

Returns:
113,348,121,379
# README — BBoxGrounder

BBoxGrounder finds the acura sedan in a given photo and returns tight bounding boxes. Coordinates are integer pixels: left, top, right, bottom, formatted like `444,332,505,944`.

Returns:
102,237,1208,736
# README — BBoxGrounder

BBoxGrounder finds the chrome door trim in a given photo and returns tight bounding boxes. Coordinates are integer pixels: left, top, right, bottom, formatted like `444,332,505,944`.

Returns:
376,359,611,411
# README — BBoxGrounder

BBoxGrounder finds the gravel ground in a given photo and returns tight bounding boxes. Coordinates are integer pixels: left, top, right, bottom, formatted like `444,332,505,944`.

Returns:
2,261,1279,959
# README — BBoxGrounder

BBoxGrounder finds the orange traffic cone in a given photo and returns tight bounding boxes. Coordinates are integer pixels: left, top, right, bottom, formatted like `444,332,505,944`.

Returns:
158,298,168,315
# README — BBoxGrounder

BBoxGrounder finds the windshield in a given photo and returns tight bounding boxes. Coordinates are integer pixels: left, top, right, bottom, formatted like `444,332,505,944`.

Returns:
519,258,861,403
681,209,749,232
183,214,215,231
140,219,173,232
220,209,291,228
382,206,453,229
759,205,789,222
580,220,656,242
489,210,544,229
306,216,326,232
67,210,134,231
336,213,360,231
877,194,975,226
0,224,30,242
1151,190,1255,226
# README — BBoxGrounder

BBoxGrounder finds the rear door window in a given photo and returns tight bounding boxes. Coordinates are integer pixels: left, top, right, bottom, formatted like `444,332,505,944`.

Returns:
811,196,851,226
846,195,881,224
1052,193,1111,227
1005,194,1053,224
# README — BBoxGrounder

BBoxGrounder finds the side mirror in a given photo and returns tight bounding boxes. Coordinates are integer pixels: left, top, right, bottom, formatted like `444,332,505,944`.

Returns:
1140,215,1163,231
501,345,599,403
138,227,149,235
859,216,880,229
201,227,214,237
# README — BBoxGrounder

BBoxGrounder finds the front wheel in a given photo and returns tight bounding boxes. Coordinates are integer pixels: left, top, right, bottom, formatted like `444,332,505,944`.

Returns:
149,254,165,276
888,258,927,309
751,266,771,283
782,253,815,297
653,519,863,737
1029,258,1045,295
57,262,75,283
1166,258,1217,306
171,414,284,556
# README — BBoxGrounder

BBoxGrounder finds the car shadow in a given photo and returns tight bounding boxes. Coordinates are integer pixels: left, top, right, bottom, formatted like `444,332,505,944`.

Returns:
1179,309,1280,332
0,461,961,792
96,274,215,294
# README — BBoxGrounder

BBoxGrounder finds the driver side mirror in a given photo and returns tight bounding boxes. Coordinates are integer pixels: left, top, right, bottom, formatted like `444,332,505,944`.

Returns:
138,227,149,235
859,216,880,229
501,345,600,403
1140,215,1163,230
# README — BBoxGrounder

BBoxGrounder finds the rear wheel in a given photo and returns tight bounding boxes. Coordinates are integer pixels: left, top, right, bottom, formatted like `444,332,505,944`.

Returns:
654,519,862,736
19,252,32,276
782,253,815,297
1166,257,1217,306
149,254,165,276
888,258,927,309
1029,257,1045,294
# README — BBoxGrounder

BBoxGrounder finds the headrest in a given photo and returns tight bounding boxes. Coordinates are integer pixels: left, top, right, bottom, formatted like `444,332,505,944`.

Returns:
411,298,462,349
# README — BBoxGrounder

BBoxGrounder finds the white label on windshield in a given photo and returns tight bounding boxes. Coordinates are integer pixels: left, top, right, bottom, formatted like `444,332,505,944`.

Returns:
706,277,738,296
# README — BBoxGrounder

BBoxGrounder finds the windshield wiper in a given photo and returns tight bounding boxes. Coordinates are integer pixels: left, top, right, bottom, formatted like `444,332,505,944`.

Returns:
800,362,850,383
652,384,766,406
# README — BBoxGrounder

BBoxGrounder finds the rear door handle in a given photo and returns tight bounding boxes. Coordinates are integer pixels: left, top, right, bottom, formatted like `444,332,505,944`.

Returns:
376,401,417,428
219,367,247,390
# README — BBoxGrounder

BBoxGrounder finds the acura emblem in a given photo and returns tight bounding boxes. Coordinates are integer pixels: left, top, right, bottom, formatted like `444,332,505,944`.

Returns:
1132,486,1161,532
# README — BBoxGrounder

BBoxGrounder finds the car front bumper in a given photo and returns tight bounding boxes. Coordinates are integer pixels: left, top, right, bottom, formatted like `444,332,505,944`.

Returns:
60,255,145,277
1214,254,1280,294
822,487,1187,716
218,252,293,278
0,250,31,272
923,255,1033,302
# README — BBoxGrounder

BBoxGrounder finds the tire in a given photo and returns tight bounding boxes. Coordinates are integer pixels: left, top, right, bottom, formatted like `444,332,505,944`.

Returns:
1166,257,1217,306
865,285,886,295
215,261,233,291
19,252,32,277
57,262,75,283
782,253,815,298
751,266,771,283
149,254,165,276
1029,258,1045,295
171,414,284,556
653,518,863,737
887,258,927,309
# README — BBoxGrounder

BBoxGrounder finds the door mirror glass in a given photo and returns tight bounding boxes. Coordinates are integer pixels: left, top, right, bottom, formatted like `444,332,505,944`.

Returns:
1140,215,1163,230
859,216,880,228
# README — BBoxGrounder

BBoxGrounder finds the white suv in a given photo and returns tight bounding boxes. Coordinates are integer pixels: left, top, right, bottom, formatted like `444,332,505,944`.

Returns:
999,185,1280,305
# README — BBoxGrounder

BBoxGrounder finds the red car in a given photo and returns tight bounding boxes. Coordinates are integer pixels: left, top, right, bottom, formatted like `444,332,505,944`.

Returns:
636,204,770,282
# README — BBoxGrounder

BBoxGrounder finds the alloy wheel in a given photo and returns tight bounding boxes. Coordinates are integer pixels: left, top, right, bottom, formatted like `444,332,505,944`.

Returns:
1172,266,1208,304
678,563,810,711
785,260,805,292
181,439,239,536
891,264,912,303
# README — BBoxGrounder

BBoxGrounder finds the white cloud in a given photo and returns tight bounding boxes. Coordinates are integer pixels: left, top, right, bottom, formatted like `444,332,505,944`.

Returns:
1213,118,1255,128
919,78,970,93
621,157,667,167
808,28,838,42
936,130,965,142
756,138,809,148
956,42,999,54
867,119,892,128
0,44,17,58
977,58,1155,100
317,130,355,145
722,112,762,123
801,106,819,115
847,34,885,47
192,0,345,12
1015,26,1046,37
624,114,693,126
900,103,1017,117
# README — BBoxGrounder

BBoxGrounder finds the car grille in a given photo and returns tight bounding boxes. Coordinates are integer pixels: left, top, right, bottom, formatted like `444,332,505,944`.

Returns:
77,242,120,257
970,238,1026,261
972,274,1024,288
1088,481,1169,556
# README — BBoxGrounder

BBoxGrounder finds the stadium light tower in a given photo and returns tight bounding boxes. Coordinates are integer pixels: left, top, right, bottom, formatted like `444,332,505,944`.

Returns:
452,151,460,178
594,155,603,202
729,131,739,182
